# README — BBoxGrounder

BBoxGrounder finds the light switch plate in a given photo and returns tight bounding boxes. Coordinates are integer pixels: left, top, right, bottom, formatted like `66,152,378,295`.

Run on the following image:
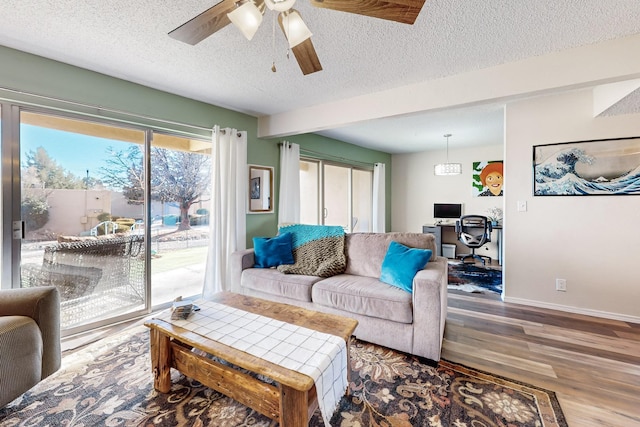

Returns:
517,200,527,212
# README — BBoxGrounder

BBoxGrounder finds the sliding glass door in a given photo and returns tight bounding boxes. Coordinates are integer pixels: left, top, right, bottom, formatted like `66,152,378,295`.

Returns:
149,133,211,307
300,159,320,225
352,169,373,232
1,104,212,335
323,164,351,230
19,111,148,332
299,159,373,233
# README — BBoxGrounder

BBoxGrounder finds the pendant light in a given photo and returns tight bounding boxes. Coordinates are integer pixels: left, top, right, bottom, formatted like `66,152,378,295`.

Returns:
434,133,462,176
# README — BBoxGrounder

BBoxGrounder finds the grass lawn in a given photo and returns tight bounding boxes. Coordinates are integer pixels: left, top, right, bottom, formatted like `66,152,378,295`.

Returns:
150,246,208,274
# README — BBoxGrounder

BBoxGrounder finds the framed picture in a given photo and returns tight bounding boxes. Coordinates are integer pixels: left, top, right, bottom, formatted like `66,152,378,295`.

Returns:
250,177,260,199
533,136,640,196
472,160,504,197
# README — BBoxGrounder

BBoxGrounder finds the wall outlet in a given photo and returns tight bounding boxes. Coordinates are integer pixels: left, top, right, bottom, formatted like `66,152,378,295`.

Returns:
556,278,567,291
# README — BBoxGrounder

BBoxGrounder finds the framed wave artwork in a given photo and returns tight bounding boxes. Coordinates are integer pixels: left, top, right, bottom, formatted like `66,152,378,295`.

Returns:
533,136,640,196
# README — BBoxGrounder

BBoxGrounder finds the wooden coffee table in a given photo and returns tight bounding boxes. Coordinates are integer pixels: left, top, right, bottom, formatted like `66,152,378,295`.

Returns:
144,292,358,426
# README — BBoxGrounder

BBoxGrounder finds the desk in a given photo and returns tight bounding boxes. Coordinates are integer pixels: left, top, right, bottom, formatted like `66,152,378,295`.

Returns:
422,222,503,265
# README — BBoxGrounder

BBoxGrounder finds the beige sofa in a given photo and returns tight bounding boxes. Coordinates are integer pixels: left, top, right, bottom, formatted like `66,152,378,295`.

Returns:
230,232,447,362
0,286,61,408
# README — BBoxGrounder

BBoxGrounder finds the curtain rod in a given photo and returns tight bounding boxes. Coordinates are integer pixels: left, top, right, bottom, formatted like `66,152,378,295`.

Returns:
279,142,377,168
218,128,243,137
0,85,213,133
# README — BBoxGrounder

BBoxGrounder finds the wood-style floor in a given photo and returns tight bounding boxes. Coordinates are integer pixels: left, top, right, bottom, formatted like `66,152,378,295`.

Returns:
61,276,640,427
444,290,640,427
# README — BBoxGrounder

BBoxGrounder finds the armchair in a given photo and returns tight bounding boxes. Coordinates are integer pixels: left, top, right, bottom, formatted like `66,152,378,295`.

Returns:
0,286,61,408
455,215,493,265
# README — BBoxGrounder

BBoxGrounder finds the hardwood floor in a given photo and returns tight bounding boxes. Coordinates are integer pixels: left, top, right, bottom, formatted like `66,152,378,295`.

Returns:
444,291,640,427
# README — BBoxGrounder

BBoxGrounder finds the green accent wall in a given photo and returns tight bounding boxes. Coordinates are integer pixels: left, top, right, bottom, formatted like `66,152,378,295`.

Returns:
0,45,392,247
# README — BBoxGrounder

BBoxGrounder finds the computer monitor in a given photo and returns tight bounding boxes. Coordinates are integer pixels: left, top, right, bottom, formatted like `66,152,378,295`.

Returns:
433,203,463,220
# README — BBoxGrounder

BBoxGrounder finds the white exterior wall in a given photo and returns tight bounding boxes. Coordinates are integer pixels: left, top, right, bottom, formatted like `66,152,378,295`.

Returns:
29,189,111,235
31,189,193,236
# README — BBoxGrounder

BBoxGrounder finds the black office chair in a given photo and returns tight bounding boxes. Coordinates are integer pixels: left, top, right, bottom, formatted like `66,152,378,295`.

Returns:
455,215,493,265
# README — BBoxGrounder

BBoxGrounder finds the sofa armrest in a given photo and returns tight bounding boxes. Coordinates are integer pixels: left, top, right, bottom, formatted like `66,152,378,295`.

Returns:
229,249,255,293
411,256,448,362
0,286,61,379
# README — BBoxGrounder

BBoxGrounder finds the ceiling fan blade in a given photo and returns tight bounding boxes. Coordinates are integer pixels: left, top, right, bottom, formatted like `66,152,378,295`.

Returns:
169,0,237,45
309,0,426,25
277,12,322,75
290,38,323,75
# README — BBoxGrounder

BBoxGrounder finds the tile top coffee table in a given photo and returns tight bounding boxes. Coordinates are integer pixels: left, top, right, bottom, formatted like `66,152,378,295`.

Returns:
144,292,358,427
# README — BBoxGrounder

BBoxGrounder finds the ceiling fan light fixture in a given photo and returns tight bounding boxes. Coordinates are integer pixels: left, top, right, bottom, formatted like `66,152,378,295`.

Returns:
434,133,462,176
228,1,264,41
280,9,312,48
264,0,296,12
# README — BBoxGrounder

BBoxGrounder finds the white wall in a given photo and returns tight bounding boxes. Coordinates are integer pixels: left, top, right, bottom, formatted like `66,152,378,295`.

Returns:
392,90,640,323
392,143,504,259
504,88,640,322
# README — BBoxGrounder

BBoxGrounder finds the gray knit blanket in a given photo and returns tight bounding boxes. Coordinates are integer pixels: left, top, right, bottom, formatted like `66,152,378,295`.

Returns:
277,224,346,277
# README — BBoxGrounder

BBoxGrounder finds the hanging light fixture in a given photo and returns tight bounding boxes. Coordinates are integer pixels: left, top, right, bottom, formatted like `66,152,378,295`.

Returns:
228,1,264,41
225,0,316,72
434,133,462,176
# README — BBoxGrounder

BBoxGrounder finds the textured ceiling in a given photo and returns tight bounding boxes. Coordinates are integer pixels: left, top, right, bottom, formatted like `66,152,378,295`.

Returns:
602,88,640,116
0,0,639,153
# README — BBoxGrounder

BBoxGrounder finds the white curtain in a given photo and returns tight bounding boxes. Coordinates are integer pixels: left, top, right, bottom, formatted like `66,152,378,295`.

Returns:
203,126,247,298
372,162,386,232
278,141,300,225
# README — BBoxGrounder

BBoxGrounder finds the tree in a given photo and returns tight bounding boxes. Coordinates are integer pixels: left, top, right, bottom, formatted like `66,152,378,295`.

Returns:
100,146,211,231
151,148,211,231
22,197,49,231
24,147,84,189
22,146,96,232
100,146,145,204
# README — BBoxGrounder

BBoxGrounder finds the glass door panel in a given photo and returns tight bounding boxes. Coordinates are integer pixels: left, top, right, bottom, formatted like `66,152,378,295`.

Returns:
323,164,350,231
19,111,147,331
352,169,373,232
150,132,210,306
299,159,319,224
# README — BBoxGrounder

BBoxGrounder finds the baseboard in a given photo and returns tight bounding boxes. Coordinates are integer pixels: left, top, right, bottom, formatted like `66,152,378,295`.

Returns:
503,296,640,324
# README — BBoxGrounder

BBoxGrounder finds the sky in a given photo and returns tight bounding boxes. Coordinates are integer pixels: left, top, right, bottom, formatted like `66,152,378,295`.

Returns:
20,124,132,180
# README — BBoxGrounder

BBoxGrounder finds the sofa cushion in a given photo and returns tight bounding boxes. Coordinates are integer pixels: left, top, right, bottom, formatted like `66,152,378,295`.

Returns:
380,241,432,293
241,268,322,303
311,275,414,324
252,232,294,268
345,232,436,278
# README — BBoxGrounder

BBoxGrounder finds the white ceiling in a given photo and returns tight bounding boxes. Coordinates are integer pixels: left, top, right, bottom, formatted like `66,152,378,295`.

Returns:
1,0,639,153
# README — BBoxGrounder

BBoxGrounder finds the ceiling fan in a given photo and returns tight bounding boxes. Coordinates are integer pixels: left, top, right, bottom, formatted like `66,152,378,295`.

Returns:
169,0,427,75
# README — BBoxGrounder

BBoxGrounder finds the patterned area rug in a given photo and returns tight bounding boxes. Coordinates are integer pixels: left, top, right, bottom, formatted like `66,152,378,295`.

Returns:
448,261,503,294
0,326,567,427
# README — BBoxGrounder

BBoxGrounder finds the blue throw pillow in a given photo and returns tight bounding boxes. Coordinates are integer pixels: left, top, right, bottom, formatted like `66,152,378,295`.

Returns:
380,241,432,293
253,232,295,268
